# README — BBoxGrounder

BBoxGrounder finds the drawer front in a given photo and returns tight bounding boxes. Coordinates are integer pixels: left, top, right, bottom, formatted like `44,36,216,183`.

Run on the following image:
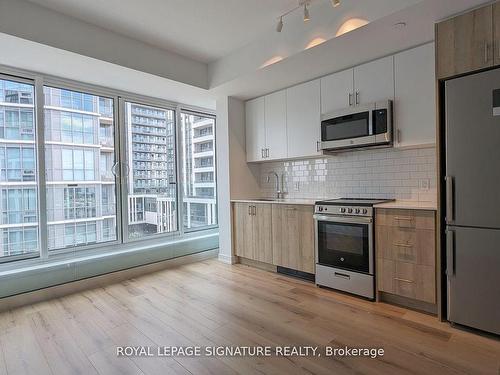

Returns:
377,226,435,267
376,208,435,230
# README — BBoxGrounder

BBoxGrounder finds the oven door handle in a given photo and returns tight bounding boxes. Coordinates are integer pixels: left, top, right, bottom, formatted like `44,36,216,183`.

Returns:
313,215,372,225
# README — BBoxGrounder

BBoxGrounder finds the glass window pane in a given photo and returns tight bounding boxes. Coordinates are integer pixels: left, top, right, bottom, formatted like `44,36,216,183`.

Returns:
125,102,177,239
44,86,117,251
0,78,39,259
180,112,217,230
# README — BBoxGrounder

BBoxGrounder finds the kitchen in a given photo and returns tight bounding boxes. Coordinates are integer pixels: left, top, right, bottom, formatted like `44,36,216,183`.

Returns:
0,0,498,374
229,1,499,338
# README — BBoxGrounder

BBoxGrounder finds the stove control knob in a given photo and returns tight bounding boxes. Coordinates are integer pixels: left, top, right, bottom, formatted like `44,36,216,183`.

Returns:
362,209,368,214
355,208,361,214
318,206,323,212
340,208,346,213
347,208,353,214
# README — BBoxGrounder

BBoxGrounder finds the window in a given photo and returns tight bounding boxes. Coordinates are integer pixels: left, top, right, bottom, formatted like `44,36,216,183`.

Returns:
0,70,217,264
180,112,217,230
44,86,117,251
0,77,38,259
125,102,177,239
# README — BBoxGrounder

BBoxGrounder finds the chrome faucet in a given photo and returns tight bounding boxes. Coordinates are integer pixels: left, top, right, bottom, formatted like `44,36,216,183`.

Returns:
267,171,285,199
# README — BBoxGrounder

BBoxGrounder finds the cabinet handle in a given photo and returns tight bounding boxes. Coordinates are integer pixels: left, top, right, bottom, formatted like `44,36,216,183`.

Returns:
285,207,297,211
394,216,413,221
394,277,414,283
397,129,402,144
266,148,269,158
252,205,257,215
355,91,360,105
393,242,413,248
484,41,489,63
348,92,353,106
261,149,265,158
316,141,321,152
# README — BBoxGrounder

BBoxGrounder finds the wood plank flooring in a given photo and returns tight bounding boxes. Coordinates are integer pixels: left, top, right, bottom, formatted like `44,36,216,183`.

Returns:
0,259,498,375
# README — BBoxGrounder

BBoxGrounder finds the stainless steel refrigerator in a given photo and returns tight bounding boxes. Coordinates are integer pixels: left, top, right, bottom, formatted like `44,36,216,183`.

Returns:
445,68,500,336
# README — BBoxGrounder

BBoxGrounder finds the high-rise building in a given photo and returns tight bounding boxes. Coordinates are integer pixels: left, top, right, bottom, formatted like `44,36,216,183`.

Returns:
0,79,38,257
44,87,117,250
181,114,217,229
125,103,177,238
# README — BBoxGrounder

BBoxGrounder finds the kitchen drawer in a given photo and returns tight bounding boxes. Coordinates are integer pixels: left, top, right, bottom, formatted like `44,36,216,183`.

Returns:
376,226,435,266
376,208,435,230
377,259,435,304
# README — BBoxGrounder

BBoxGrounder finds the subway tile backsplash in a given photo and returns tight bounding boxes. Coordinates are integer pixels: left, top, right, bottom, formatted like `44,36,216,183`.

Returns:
260,146,437,202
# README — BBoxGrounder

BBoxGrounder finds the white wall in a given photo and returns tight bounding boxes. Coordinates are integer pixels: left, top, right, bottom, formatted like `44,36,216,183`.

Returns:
0,0,208,89
216,96,260,264
0,33,215,110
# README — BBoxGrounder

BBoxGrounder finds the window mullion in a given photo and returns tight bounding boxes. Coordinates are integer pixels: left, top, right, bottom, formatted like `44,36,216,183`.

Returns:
34,76,48,259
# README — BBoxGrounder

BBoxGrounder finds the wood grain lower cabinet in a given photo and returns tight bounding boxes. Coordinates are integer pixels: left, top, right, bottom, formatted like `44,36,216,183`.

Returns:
376,208,436,305
271,204,315,274
232,202,272,263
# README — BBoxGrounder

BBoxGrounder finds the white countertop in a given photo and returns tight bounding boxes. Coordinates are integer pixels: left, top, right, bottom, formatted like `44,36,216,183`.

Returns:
231,198,317,206
374,201,437,211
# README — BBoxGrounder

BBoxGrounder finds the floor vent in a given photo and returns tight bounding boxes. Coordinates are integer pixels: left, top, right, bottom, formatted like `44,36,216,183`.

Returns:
277,266,315,282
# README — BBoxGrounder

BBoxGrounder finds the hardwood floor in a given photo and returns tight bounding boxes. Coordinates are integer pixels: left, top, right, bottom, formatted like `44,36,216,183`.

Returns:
0,259,498,375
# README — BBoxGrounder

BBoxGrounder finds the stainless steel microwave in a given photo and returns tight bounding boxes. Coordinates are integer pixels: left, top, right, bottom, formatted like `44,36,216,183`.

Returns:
319,100,393,152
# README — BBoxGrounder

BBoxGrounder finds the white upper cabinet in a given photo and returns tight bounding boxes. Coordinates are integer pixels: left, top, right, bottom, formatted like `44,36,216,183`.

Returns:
354,56,395,105
286,79,321,159
394,43,436,148
264,90,287,160
245,97,266,162
320,68,354,114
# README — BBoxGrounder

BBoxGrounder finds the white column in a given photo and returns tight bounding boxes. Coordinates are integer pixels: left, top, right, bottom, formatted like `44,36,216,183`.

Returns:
216,96,261,264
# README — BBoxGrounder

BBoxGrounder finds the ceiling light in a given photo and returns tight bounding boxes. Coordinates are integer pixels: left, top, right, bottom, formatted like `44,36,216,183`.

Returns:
303,4,310,22
331,0,340,7
276,16,284,32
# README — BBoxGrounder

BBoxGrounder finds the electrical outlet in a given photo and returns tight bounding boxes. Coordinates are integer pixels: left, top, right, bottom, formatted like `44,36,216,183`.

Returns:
420,179,430,191
294,182,300,191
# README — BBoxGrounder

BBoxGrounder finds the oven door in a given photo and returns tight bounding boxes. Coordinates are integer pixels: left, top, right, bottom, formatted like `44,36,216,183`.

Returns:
314,215,373,274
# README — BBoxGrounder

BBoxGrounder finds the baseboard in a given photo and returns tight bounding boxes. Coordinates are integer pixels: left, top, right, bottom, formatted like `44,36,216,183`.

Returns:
218,253,238,264
0,249,218,312
378,291,437,315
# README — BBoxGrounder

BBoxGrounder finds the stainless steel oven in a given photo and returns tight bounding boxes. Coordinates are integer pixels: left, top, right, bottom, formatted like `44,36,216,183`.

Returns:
314,214,373,274
320,100,392,152
313,198,392,299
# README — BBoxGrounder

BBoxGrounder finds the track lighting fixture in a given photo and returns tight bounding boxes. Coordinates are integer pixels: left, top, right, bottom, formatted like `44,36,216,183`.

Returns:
276,0,340,32
303,4,310,22
331,0,340,8
276,16,283,32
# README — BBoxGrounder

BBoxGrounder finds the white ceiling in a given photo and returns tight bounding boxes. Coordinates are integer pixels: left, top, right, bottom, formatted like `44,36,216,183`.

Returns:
27,0,302,63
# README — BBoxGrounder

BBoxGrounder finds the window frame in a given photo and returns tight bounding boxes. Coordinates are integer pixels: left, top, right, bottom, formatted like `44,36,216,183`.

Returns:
0,65,217,265
179,109,218,234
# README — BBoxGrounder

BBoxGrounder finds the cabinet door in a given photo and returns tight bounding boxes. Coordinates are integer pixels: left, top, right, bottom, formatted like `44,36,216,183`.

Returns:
245,97,266,162
320,68,354,114
272,205,315,273
354,56,394,105
264,90,287,160
436,5,493,79
253,204,273,264
494,3,500,66
286,80,321,159
233,203,254,259
394,43,436,148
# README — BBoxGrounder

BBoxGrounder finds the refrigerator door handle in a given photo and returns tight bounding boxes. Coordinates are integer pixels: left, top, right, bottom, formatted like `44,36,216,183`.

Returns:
445,175,454,223
446,229,455,277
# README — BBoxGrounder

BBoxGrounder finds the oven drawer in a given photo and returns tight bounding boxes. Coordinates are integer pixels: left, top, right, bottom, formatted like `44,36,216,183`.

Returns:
376,208,435,230
316,264,374,299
